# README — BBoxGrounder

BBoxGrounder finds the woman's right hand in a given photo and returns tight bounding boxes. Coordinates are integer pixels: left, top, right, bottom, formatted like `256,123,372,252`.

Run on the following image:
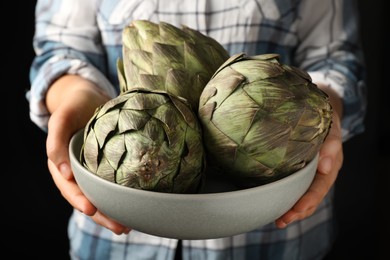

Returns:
45,74,131,235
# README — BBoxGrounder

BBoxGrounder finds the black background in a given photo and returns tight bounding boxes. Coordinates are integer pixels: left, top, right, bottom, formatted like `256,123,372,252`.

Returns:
12,1,389,259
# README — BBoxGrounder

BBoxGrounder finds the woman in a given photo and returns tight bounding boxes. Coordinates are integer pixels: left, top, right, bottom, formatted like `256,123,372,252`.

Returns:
27,0,366,259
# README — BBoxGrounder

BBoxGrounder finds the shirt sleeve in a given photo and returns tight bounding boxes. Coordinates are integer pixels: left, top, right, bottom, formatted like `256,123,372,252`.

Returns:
295,0,367,142
27,0,118,131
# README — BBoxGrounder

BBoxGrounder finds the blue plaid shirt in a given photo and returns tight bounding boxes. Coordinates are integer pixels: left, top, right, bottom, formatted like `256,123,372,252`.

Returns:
27,0,366,259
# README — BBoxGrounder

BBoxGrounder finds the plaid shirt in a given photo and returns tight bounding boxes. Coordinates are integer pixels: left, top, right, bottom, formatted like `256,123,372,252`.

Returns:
27,0,366,259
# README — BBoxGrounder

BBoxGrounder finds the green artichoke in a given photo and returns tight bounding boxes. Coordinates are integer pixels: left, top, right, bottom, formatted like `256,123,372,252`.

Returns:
198,53,333,187
118,20,230,111
81,89,205,193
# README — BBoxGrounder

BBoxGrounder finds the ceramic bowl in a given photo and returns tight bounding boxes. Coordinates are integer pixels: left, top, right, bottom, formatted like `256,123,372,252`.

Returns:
69,129,318,240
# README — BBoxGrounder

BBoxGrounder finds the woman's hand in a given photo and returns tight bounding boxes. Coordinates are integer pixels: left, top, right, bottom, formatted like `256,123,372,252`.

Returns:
45,74,131,235
275,84,343,228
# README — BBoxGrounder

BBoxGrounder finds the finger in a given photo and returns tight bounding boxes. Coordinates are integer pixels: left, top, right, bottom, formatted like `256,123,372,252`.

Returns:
275,138,342,228
274,173,326,228
90,211,132,235
48,159,131,234
318,136,343,176
317,109,343,175
48,159,97,216
46,114,74,179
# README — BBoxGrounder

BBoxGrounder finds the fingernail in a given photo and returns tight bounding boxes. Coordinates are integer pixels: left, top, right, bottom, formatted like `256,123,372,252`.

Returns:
59,163,71,179
279,218,295,228
319,157,332,174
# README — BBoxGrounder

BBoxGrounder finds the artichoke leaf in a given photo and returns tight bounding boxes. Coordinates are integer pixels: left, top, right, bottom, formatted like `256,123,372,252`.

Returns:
103,134,126,170
153,43,184,74
199,66,245,109
122,91,167,110
128,49,154,75
118,109,150,133
142,117,167,143
93,109,120,147
138,74,164,91
117,59,127,92
231,59,285,81
244,80,295,108
81,130,100,173
160,22,192,45
95,156,116,182
165,69,191,103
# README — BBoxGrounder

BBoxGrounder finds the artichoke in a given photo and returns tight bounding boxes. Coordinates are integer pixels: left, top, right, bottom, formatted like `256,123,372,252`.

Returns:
118,20,230,111
81,89,205,193
198,53,333,187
